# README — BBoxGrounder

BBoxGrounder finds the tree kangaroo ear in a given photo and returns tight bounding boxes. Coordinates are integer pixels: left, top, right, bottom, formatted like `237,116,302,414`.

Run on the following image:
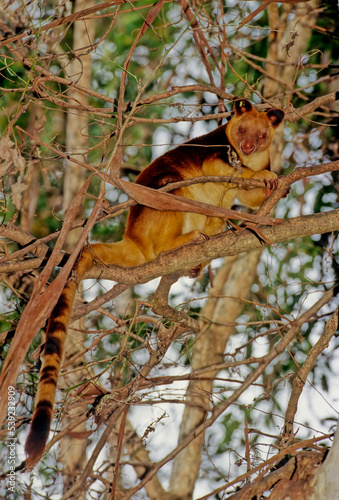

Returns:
267,108,285,128
234,98,253,116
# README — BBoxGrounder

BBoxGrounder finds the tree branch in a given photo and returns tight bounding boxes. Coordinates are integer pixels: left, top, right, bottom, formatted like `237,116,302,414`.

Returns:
284,306,339,438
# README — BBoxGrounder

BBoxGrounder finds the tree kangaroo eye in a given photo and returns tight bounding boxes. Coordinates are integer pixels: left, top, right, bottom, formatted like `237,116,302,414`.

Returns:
239,127,245,134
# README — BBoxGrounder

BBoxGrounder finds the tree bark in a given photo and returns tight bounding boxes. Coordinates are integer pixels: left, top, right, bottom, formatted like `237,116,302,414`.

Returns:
312,418,339,499
169,250,262,497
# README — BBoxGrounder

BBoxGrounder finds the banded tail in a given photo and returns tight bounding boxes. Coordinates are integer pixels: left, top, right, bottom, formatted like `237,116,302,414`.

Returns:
25,250,94,468
25,239,146,468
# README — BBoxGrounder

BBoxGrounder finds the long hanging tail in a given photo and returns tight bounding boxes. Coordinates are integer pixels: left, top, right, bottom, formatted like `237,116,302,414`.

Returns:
24,238,146,468
25,249,94,468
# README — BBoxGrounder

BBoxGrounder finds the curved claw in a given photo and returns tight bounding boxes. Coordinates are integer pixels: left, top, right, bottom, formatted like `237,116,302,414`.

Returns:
197,232,210,242
281,185,291,198
189,265,202,278
264,178,279,197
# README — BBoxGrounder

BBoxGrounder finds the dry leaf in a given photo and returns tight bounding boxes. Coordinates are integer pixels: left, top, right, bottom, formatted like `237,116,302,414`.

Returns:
0,136,26,177
11,177,27,210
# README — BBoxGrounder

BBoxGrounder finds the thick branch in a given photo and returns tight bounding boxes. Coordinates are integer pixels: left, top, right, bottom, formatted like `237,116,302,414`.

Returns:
83,208,339,284
2,209,338,293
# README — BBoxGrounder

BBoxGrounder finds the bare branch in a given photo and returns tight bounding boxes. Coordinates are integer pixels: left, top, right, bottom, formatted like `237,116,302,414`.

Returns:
284,306,339,438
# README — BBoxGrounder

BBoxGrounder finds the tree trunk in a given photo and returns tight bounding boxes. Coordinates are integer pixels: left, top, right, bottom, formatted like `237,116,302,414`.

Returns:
169,250,262,497
59,0,95,495
312,418,339,499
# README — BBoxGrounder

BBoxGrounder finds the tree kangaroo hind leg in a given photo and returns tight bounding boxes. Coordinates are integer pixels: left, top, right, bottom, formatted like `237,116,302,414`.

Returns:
85,239,147,270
